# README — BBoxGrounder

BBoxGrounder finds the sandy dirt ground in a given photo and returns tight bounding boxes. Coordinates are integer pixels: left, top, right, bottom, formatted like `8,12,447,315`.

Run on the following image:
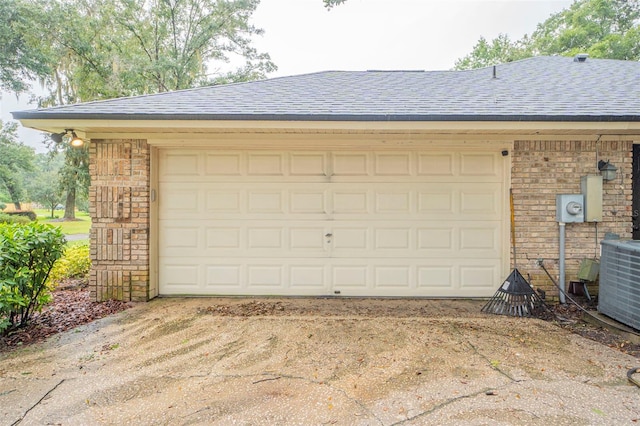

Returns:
1,297,639,425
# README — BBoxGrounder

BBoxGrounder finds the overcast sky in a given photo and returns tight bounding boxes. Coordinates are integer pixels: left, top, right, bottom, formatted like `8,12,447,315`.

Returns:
2,0,573,151
252,0,572,76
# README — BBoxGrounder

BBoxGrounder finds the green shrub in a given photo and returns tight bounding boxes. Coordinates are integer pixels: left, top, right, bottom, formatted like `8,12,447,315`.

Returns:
47,243,91,286
0,223,66,334
0,213,30,225
7,211,37,221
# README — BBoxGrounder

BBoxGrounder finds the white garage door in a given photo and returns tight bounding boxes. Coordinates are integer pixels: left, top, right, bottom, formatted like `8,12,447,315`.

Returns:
158,148,506,297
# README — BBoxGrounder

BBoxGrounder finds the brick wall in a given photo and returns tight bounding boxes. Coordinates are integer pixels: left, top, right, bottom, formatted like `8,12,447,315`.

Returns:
89,139,150,301
512,140,633,299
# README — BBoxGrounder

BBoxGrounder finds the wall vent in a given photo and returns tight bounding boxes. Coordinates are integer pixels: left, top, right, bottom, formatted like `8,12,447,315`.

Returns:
599,239,640,330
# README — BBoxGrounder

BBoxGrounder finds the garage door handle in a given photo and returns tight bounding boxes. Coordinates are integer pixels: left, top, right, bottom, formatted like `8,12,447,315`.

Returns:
325,233,333,238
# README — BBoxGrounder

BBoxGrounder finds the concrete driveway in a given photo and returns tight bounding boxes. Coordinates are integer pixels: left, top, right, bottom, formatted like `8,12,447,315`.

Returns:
1,298,638,425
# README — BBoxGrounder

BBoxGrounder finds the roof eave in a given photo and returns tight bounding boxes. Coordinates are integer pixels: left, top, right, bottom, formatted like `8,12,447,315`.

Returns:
11,111,640,122
15,117,640,139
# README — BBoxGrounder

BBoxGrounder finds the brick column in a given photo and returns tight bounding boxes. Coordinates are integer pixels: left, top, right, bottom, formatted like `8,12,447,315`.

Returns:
89,139,150,301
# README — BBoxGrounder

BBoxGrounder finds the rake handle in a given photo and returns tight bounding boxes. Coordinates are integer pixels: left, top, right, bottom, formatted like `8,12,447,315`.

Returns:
510,188,516,270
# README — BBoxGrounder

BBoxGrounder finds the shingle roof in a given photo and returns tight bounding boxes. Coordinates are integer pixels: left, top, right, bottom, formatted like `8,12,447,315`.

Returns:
11,56,640,122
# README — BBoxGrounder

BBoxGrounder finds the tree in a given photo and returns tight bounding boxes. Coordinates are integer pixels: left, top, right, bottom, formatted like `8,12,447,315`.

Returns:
26,153,65,218
0,0,51,93
0,121,35,211
56,143,89,221
454,34,531,70
455,0,640,69
28,171,63,218
33,0,276,106
530,0,640,60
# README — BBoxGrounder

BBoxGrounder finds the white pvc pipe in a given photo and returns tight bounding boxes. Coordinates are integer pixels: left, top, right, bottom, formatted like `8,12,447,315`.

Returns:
558,222,566,304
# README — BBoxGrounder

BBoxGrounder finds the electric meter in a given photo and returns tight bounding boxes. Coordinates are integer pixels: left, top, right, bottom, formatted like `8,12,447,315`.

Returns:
566,201,583,215
556,194,585,223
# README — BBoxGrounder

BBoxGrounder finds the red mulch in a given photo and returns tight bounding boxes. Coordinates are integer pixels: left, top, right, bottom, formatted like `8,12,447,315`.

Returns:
0,279,132,352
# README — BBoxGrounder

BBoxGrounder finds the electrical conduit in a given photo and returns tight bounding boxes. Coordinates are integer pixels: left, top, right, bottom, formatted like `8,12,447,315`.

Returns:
559,222,566,304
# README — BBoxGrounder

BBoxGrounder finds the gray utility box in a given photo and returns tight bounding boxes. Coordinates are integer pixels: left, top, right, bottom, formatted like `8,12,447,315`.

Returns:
556,194,584,223
599,239,640,330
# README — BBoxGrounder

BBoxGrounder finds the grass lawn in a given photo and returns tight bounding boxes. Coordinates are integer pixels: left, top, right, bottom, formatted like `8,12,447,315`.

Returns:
34,209,91,236
67,239,90,247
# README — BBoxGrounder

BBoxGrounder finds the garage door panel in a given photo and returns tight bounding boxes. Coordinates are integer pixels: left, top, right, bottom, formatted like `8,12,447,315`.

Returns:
375,228,411,249
209,184,328,218
163,226,200,249
160,259,502,297
162,188,201,214
162,152,201,176
460,186,502,216
460,153,503,179
290,153,327,176
459,226,500,252
162,264,200,290
161,220,330,257
460,264,500,291
290,227,326,250
207,191,242,213
247,152,286,176
248,265,284,287
332,266,369,288
248,191,285,213
418,191,454,214
375,191,411,213
160,150,506,182
418,153,454,176
205,153,242,175
333,190,369,213
158,148,506,297
418,266,454,289
242,221,326,256
290,265,326,288
247,227,284,249
161,181,503,220
332,153,369,176
328,259,501,297
374,266,411,288
329,221,500,258
163,260,332,295
290,191,327,213
206,265,242,287
374,152,412,176
417,228,454,250
332,227,369,250
206,228,242,248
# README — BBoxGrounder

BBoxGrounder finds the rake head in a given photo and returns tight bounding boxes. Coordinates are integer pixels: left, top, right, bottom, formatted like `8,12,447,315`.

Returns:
482,269,546,317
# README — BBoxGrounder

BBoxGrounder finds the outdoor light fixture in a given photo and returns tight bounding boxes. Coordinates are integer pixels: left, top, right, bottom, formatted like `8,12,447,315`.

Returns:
598,160,618,181
49,131,65,144
49,129,84,148
69,131,84,147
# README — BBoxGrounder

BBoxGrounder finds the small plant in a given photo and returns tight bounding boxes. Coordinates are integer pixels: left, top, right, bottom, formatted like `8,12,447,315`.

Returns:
0,223,66,334
47,243,91,286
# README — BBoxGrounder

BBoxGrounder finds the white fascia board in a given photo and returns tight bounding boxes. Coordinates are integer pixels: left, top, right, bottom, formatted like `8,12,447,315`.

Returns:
16,118,640,138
